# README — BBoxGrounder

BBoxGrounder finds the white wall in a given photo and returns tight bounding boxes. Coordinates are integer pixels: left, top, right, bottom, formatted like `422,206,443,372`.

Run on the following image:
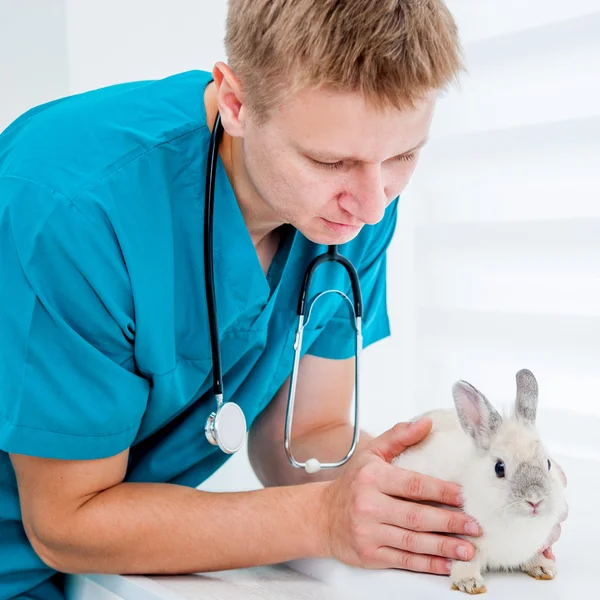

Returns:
0,0,69,131
64,0,228,95
408,0,600,462
2,1,598,492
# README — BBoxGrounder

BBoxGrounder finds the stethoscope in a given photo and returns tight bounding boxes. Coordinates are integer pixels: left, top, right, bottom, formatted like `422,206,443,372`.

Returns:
203,111,363,473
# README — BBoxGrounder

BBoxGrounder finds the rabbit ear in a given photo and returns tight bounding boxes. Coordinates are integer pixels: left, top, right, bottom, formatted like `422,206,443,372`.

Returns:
452,380,502,450
515,368,538,424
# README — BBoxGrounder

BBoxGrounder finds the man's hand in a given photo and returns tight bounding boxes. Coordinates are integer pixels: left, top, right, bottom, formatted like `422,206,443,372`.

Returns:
318,418,481,575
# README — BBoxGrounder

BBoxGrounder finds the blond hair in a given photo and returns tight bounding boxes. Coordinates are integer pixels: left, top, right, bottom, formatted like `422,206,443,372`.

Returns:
225,0,464,124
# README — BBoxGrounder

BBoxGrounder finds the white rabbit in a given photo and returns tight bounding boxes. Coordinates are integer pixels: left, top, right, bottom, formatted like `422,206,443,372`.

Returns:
391,368,567,594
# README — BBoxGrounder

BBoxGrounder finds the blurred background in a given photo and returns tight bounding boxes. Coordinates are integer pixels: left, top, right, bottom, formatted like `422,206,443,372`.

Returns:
2,0,599,492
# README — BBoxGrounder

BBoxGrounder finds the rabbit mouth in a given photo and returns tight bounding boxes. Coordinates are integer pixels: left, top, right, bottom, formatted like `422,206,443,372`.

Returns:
508,496,548,518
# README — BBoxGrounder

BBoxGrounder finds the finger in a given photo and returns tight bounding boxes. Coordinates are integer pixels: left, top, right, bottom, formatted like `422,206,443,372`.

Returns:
543,547,555,561
374,547,452,575
559,504,569,523
368,419,433,464
381,524,476,562
547,523,561,547
552,459,567,487
381,465,464,508
380,494,482,537
539,524,561,556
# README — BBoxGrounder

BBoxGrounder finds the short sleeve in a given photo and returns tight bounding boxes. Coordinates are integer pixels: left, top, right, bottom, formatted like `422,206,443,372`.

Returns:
307,198,399,360
0,177,149,460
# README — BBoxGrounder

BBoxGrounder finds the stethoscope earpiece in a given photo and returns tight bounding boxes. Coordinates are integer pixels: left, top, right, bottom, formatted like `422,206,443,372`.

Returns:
304,458,322,473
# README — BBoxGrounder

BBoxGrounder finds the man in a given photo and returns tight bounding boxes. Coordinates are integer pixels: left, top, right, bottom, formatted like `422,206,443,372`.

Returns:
0,1,562,598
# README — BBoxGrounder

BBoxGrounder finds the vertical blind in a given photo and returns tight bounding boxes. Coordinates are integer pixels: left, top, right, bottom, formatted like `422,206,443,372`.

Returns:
401,0,600,459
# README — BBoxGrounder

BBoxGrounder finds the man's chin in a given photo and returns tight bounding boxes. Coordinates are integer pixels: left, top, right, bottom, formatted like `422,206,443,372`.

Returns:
303,229,362,246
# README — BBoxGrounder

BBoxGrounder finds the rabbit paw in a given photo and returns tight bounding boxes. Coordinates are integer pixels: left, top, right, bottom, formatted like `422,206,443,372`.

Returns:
523,555,557,581
450,562,486,594
451,578,487,595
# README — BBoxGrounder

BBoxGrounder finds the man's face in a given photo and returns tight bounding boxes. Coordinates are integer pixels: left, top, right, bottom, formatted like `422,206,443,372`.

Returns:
239,85,437,245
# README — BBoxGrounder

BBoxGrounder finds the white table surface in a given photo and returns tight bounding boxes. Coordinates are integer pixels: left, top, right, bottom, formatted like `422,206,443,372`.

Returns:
66,453,594,600
65,564,367,600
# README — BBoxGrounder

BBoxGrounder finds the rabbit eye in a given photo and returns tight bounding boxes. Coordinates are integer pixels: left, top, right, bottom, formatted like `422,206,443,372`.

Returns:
548,459,551,470
495,460,505,478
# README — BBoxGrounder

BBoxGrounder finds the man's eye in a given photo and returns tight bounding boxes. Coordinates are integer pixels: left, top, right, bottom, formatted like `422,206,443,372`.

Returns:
310,158,344,171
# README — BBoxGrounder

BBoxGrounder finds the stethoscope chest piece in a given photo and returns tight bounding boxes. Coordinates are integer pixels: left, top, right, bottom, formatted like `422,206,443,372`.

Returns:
205,401,247,454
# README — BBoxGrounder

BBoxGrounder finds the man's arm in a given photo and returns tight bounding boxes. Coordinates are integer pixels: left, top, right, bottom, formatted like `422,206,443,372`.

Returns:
10,449,329,575
11,353,480,579
248,354,373,486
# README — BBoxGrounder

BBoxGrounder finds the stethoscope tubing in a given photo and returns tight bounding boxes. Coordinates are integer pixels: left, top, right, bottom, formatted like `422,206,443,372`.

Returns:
204,110,362,471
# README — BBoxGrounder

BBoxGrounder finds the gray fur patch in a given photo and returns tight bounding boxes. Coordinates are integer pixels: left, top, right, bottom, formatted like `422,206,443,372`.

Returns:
488,409,502,433
515,369,538,424
512,462,547,500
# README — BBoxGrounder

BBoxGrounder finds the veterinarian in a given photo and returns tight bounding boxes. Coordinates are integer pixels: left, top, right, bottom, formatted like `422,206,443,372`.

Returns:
0,1,563,598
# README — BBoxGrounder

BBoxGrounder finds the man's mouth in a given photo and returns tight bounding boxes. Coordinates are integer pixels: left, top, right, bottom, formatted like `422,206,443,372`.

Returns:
321,218,362,234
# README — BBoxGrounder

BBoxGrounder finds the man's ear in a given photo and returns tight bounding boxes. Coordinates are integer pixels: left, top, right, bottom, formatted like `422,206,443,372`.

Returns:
212,62,246,137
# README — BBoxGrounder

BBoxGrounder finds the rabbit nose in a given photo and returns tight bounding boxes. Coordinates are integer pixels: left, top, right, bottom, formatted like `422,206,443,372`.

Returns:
527,499,543,513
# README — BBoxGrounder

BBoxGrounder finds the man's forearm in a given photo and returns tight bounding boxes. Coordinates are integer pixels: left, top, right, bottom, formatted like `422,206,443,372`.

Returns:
36,479,329,575
250,423,374,486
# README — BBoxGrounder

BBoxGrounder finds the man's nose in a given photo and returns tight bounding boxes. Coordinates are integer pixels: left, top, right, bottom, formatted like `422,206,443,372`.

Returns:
351,165,388,225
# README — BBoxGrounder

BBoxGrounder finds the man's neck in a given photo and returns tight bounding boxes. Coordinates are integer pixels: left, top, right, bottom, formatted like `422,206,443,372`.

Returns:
204,82,282,249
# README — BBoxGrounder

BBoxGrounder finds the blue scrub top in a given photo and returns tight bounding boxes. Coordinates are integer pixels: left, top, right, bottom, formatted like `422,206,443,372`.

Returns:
0,69,398,599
